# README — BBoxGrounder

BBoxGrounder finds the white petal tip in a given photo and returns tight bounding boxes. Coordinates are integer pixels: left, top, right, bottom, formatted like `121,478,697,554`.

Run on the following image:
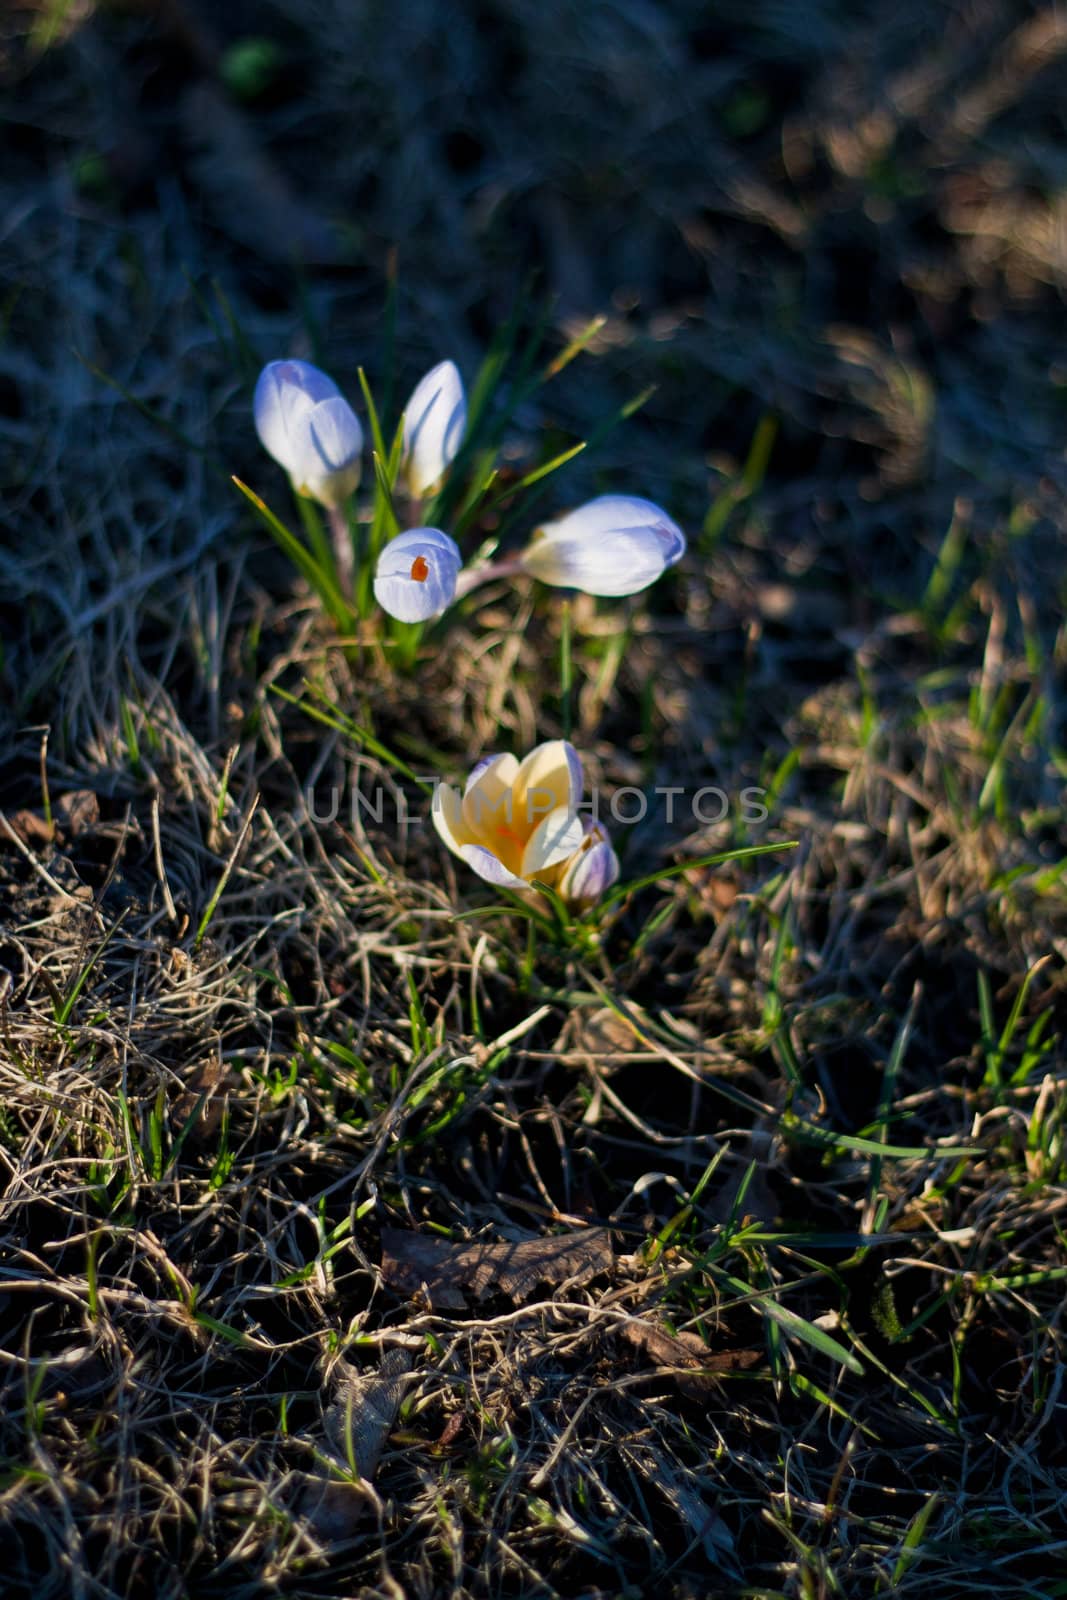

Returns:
402,361,467,496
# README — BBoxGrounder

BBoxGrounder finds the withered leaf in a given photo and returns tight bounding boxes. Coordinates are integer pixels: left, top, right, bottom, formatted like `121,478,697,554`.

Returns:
565,1002,654,1059
301,1347,413,1542
436,1411,464,1451
3,792,103,853
381,1227,612,1310
624,1441,739,1568
173,1058,229,1139
56,789,101,838
4,809,55,849
323,1347,413,1480
620,1319,762,1401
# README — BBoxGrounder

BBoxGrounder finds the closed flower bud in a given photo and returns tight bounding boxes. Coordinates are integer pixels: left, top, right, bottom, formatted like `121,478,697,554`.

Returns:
373,527,462,623
520,494,685,597
556,819,620,909
253,359,363,508
402,360,466,497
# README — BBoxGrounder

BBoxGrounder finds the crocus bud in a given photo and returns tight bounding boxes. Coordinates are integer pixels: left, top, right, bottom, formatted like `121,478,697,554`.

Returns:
520,494,686,597
556,819,620,910
373,527,462,623
432,740,585,890
253,359,363,508
402,360,466,497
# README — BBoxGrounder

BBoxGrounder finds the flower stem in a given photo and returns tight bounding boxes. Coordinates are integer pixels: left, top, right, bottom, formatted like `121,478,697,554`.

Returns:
453,555,526,600
327,503,355,598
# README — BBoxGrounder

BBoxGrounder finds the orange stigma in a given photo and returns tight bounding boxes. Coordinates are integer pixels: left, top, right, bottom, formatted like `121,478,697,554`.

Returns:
410,555,430,582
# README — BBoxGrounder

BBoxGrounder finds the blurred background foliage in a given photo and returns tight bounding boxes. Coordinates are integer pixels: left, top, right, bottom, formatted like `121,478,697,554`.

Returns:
4,0,1067,524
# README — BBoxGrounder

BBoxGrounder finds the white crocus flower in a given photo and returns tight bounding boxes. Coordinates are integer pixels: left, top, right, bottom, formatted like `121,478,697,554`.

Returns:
402,360,467,497
432,740,586,891
253,359,363,508
519,494,686,597
373,528,462,623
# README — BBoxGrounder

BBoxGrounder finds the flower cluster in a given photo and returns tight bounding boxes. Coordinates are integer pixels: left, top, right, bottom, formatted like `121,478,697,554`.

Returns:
253,356,686,624
251,351,687,912
432,740,619,910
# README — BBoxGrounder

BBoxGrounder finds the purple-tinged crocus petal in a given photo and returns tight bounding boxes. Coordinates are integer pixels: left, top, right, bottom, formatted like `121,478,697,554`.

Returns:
557,823,620,908
458,843,530,889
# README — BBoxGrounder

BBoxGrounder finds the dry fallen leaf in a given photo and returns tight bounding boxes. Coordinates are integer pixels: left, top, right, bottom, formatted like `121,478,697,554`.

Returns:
380,1227,612,1310
173,1057,230,1139
55,789,101,838
564,1002,654,1058
4,809,55,849
620,1319,761,1401
624,1440,739,1568
3,790,102,852
323,1347,413,1479
301,1347,414,1542
435,1411,464,1451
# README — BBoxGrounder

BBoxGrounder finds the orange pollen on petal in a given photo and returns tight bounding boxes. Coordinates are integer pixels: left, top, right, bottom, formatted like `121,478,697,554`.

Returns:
410,555,430,582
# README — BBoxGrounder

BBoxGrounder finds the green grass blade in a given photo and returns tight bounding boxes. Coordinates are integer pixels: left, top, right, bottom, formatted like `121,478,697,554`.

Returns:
232,477,354,633
271,683,432,792
55,907,129,1027
600,840,798,909
718,1270,864,1375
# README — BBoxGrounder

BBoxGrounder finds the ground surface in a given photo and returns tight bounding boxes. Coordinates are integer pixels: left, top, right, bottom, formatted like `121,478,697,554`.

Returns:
2,2,1067,1597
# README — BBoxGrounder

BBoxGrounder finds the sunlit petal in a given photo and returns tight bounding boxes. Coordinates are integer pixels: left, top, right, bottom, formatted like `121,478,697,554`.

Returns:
462,752,521,839
464,752,518,797
290,396,364,506
520,806,585,876
254,360,363,506
254,359,339,475
431,783,474,858
521,494,686,597
512,740,583,828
